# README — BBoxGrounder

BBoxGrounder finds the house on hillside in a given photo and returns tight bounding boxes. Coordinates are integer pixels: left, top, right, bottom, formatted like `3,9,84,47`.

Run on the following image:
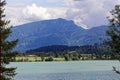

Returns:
26,54,37,57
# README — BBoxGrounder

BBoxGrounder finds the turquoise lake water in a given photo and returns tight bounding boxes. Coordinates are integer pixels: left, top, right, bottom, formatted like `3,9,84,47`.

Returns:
9,60,120,80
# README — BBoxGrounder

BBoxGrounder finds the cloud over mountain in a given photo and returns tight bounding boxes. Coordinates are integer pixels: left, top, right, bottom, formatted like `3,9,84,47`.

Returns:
5,0,120,28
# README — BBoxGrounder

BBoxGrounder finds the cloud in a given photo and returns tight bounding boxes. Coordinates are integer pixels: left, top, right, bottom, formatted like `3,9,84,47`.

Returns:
5,0,120,29
23,4,51,20
22,3,68,22
5,4,67,26
5,6,28,26
5,3,86,28
63,0,120,28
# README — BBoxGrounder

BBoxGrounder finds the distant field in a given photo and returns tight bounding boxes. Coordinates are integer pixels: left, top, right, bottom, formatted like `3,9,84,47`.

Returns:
15,57,65,62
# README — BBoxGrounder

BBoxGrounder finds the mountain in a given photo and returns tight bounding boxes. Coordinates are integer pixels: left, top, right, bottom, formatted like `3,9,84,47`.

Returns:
9,18,108,52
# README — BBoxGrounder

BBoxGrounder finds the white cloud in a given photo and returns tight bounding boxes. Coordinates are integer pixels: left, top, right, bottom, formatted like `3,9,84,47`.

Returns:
5,6,28,26
22,3,68,23
5,0,120,29
64,0,120,28
23,4,51,20
5,4,67,26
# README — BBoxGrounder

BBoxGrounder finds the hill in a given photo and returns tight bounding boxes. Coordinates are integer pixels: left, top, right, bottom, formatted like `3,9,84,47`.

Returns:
9,18,108,52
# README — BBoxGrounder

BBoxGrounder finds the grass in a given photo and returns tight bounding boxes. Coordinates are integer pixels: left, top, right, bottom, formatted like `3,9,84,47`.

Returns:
15,57,65,62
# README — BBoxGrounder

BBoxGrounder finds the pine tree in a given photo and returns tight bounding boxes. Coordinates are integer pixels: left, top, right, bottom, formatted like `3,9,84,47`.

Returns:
0,0,18,80
106,5,120,56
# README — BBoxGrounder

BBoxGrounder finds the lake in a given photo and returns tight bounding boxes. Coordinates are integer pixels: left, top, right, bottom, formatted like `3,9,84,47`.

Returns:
9,60,120,80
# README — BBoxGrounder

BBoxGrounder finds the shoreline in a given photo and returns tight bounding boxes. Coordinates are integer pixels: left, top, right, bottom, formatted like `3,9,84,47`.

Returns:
10,59,119,62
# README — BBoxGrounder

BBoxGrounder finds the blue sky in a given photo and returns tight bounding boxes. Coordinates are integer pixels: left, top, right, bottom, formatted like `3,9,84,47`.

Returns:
5,0,120,29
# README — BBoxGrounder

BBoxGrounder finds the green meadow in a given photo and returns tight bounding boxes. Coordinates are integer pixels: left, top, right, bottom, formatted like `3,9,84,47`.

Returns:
15,57,65,62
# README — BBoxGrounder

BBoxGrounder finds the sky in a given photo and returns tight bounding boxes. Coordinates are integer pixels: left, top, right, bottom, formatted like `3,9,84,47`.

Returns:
5,0,120,29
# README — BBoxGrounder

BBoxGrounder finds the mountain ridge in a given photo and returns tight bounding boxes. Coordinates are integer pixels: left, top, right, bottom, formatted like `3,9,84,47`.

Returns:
9,18,108,52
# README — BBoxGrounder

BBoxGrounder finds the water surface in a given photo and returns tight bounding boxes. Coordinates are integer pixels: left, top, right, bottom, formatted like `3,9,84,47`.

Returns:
9,60,120,80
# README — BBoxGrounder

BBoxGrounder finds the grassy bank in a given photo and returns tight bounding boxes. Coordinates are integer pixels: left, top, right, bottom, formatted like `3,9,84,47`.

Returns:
14,57,65,62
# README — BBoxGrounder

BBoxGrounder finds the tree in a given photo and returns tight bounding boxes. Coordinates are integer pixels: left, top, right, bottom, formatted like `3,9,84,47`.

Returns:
106,5,120,74
64,54,69,61
106,5,120,56
0,0,18,80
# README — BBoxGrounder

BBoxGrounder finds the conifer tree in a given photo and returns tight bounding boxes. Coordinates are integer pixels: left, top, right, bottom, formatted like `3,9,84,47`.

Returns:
106,5,120,56
0,0,18,80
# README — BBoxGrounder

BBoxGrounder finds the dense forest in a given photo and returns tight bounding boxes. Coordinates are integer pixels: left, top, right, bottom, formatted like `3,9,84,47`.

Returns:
25,44,119,60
